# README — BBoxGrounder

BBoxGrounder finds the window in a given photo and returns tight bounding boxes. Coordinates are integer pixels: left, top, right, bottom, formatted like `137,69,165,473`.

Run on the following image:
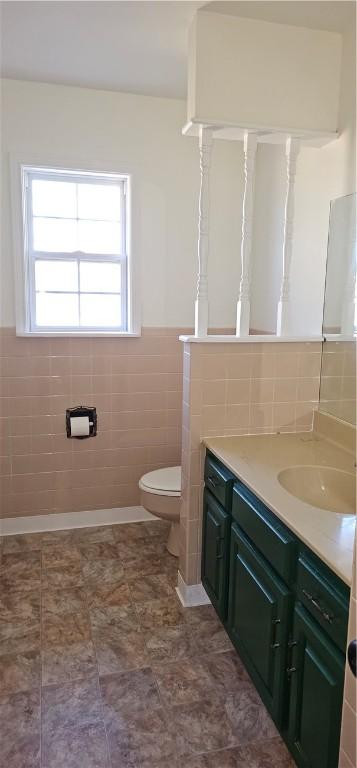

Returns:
19,165,133,334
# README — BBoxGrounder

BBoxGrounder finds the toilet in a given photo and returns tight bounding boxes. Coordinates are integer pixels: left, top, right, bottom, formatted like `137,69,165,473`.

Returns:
139,466,181,557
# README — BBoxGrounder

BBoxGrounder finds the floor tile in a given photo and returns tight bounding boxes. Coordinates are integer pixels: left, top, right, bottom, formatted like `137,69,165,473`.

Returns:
42,611,92,647
123,554,175,580
95,634,149,676
73,525,115,544
42,677,102,730
112,521,151,543
145,624,197,664
0,522,297,768
129,573,174,603
0,734,41,768
177,738,295,767
236,738,296,767
79,542,118,561
82,558,125,585
85,581,131,608
171,697,238,755
144,520,171,539
0,689,41,768
224,687,279,745
0,650,40,695
135,596,184,630
41,529,76,547
189,615,234,655
42,545,81,569
2,533,43,554
0,592,40,655
42,587,87,617
90,604,139,637
117,537,166,563
105,706,177,768
42,563,84,589
0,552,41,593
42,641,97,686
153,658,212,707
100,667,162,715
42,722,111,768
198,650,252,695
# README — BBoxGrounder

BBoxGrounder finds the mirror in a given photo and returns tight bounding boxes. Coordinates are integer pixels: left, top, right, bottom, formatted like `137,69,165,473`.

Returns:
320,193,356,426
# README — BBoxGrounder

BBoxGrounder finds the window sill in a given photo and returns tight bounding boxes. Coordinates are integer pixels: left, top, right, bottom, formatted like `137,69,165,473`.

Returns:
16,330,142,338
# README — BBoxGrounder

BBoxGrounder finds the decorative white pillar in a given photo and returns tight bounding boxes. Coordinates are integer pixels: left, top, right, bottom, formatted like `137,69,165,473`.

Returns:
277,136,301,336
236,132,258,336
195,126,213,337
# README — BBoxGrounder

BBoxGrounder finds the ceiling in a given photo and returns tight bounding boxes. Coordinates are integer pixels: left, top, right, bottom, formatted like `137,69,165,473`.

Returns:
208,1,355,34
1,1,354,99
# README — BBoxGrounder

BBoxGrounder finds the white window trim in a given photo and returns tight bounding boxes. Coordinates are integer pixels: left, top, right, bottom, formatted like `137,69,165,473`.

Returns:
10,155,141,337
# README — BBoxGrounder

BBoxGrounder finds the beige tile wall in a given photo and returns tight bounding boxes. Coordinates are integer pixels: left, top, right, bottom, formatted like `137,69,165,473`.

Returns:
0,327,185,519
339,532,357,768
179,340,322,585
320,341,356,426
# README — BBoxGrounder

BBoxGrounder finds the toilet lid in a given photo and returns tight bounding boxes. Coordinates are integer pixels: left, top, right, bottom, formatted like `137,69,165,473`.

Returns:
139,466,181,497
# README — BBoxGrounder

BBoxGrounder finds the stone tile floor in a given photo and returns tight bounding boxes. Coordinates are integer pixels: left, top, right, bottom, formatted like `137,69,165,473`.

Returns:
0,520,296,767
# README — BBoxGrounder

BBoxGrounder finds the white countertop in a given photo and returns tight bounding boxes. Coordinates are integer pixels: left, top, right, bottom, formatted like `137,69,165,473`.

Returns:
203,432,356,586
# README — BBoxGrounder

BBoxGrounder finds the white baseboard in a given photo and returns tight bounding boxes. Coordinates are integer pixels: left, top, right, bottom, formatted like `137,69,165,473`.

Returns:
0,506,156,537
176,571,211,608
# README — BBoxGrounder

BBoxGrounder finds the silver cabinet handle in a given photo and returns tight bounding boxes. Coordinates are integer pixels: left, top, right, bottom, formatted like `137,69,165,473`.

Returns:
207,475,221,488
302,589,334,624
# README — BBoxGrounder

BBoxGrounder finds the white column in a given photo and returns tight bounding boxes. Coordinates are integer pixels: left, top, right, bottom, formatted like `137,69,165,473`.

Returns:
277,136,301,336
236,132,258,336
195,126,213,337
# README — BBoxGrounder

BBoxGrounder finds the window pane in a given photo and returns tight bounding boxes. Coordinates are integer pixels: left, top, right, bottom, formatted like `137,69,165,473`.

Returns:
78,220,121,254
32,180,77,218
35,260,78,292
33,217,77,252
80,294,121,327
80,261,121,293
77,183,122,221
36,293,79,327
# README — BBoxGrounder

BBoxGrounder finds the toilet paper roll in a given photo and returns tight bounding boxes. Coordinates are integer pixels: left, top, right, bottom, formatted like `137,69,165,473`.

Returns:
70,415,90,437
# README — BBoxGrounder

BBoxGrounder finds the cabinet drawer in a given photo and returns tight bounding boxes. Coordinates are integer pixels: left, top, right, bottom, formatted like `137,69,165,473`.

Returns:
204,454,235,510
297,554,349,653
232,483,296,585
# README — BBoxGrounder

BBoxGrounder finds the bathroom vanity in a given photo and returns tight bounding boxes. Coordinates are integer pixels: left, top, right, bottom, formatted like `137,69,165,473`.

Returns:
201,433,355,768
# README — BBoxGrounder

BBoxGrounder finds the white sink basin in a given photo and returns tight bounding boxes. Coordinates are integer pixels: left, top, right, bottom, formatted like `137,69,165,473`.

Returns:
278,466,356,515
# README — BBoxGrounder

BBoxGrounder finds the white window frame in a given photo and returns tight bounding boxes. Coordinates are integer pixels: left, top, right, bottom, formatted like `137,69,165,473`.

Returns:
11,157,141,337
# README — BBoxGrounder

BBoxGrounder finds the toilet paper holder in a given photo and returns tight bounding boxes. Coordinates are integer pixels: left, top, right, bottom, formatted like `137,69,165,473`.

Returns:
66,405,97,439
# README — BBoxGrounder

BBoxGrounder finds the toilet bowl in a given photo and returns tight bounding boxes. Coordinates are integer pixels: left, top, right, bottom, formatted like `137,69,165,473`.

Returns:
139,466,181,557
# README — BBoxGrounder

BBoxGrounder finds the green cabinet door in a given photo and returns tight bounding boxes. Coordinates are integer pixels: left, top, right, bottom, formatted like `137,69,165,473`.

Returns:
287,602,345,768
201,489,231,620
227,523,292,725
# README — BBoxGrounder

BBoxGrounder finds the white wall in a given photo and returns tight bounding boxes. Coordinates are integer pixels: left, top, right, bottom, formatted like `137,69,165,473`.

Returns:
1,69,354,335
0,78,241,330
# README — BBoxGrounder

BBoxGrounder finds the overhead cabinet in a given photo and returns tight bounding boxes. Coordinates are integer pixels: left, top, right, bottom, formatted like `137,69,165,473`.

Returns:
202,451,350,768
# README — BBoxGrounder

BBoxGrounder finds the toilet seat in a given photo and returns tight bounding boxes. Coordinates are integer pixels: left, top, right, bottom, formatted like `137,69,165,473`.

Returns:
139,466,181,497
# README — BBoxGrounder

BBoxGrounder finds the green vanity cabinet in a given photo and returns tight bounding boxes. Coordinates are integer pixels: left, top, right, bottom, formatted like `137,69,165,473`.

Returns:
202,451,350,768
201,488,231,620
228,522,292,725
287,602,345,768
